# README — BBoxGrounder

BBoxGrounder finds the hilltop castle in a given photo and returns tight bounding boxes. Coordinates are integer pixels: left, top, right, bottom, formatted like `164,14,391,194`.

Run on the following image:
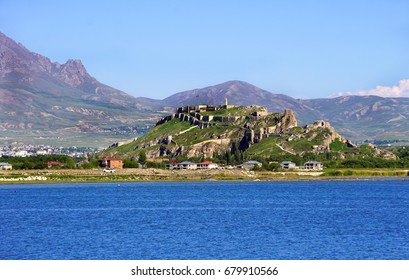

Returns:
176,98,235,114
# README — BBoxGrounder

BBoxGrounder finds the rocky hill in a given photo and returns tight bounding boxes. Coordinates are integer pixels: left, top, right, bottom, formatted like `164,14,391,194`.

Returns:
99,103,396,161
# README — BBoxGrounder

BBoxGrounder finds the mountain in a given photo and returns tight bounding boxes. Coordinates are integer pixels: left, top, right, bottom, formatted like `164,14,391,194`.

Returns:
2,31,409,147
0,32,165,146
162,80,320,123
162,81,409,142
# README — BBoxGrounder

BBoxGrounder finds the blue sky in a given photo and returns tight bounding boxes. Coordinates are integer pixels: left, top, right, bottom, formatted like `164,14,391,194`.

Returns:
1,0,409,99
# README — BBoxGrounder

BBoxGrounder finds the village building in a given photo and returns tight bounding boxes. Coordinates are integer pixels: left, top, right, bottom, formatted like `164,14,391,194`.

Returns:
15,150,29,157
238,160,262,169
177,161,198,170
197,161,219,169
47,161,65,168
165,159,180,170
304,161,324,171
280,161,297,170
98,157,123,169
176,98,235,114
0,162,12,170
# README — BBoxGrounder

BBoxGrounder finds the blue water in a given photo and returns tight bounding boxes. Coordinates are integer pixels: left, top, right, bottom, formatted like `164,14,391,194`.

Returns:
0,180,408,260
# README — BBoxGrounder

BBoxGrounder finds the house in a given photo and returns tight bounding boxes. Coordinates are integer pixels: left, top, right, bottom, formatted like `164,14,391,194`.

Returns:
198,161,219,169
98,157,123,169
15,150,29,157
47,161,65,168
280,161,296,170
177,161,197,170
0,162,12,170
238,160,262,169
304,161,323,171
166,159,180,170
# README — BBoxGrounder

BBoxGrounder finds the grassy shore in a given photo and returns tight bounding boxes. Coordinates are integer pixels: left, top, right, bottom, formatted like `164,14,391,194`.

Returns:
0,168,408,184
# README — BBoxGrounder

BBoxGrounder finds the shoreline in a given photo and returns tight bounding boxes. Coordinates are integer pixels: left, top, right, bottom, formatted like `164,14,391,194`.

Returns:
0,168,408,184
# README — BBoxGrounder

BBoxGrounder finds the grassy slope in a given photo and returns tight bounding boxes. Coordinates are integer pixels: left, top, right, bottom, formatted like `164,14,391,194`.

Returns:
100,106,360,160
100,107,251,157
173,125,242,146
100,119,193,156
245,137,285,157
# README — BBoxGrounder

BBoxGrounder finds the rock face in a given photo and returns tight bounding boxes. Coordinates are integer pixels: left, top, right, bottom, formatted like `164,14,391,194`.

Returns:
305,120,346,147
0,32,128,103
278,109,297,131
1,32,91,86
364,143,398,160
1,33,89,87
184,139,232,159
299,120,351,153
52,59,96,87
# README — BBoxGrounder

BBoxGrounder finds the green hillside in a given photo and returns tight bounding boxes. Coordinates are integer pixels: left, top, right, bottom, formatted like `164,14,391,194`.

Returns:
98,104,398,165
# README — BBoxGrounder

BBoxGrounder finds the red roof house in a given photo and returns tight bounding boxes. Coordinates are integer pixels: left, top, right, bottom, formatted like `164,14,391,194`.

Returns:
98,157,123,169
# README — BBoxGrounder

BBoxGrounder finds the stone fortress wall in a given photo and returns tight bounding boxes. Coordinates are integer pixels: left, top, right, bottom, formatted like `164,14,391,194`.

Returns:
155,99,298,148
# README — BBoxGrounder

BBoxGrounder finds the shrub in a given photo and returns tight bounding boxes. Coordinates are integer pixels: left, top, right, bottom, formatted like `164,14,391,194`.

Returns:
326,170,343,176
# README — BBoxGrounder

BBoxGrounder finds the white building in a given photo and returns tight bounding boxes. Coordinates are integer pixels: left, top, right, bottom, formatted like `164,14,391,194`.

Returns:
15,150,29,157
197,162,219,169
304,161,324,171
280,161,297,170
177,161,198,170
238,160,262,169
0,162,12,170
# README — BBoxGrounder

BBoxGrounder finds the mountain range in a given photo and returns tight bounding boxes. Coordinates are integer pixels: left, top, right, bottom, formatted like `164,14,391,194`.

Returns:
161,81,409,142
1,31,409,147
0,32,165,146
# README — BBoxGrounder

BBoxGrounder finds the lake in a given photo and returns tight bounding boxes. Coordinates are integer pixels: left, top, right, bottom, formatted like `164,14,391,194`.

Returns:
0,179,408,259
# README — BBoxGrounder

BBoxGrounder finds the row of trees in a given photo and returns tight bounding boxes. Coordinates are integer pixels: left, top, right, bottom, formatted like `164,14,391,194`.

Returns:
2,155,76,170
4,146,409,170
141,145,409,170
210,147,409,170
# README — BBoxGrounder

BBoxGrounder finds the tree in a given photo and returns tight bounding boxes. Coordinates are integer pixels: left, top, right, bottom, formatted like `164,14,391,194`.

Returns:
225,151,232,165
397,146,409,158
123,158,139,168
138,150,147,165
266,162,281,171
81,160,99,169
234,150,244,163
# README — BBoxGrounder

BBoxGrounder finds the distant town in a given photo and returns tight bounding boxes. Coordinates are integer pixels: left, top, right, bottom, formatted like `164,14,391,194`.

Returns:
0,144,97,158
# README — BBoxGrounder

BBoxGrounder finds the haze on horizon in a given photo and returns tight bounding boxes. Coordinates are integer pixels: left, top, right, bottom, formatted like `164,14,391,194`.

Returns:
1,0,409,99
